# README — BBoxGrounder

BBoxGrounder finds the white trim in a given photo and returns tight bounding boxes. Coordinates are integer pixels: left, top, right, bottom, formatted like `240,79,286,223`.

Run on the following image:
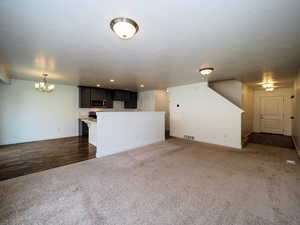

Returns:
292,136,300,158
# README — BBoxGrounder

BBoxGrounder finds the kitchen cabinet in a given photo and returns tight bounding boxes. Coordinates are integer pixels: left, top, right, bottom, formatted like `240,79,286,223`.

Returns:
79,87,91,108
79,120,89,136
79,86,137,109
90,88,106,107
113,90,130,101
105,89,113,108
91,88,106,101
124,92,137,108
79,86,112,108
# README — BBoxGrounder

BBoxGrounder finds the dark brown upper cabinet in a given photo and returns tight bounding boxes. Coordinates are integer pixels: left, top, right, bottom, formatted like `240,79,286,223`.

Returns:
79,87,91,108
91,88,106,101
79,86,137,109
124,92,138,109
90,88,106,107
105,89,113,108
113,90,130,102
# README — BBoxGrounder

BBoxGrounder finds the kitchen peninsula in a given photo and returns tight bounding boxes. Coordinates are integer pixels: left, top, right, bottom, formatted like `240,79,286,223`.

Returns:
95,112,165,157
79,86,139,147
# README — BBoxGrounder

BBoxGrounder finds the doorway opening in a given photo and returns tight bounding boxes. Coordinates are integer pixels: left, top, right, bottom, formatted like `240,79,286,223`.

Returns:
253,88,293,136
249,87,295,149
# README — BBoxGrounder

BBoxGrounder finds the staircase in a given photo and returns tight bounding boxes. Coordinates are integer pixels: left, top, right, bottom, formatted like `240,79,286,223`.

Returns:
209,79,254,148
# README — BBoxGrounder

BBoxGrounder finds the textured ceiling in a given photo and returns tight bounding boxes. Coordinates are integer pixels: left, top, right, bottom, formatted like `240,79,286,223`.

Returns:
0,0,299,90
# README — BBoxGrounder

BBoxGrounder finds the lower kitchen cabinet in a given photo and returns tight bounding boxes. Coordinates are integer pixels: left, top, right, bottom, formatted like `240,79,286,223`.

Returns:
79,120,89,136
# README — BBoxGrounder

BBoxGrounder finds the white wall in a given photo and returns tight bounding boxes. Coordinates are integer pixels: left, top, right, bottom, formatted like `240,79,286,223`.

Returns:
253,88,293,135
154,90,169,130
138,90,156,111
138,90,169,130
241,84,254,137
209,80,242,107
293,73,300,153
210,80,254,138
0,79,79,145
96,112,165,157
168,82,243,149
0,65,10,84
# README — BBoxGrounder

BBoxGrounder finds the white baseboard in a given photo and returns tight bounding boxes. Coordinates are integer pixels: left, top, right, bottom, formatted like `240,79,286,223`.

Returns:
292,136,300,158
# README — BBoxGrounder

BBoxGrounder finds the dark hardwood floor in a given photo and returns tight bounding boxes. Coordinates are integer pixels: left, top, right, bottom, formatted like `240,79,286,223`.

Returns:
248,132,295,149
0,136,96,181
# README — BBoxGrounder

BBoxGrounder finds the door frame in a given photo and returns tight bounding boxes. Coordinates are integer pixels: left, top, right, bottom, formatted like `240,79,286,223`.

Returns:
253,88,293,136
259,95,284,134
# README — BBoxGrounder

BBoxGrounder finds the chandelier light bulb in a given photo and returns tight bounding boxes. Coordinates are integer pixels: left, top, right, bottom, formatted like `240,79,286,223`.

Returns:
34,74,55,93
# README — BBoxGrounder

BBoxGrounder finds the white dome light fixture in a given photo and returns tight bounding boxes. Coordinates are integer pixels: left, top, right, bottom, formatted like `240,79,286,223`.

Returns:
35,74,55,93
110,17,139,40
198,67,214,81
199,67,214,76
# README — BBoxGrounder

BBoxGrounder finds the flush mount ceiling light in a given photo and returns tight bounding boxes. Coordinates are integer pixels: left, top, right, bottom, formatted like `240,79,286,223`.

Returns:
110,17,139,40
261,82,275,91
96,84,101,87
198,67,214,76
35,74,55,93
262,83,273,88
110,79,115,82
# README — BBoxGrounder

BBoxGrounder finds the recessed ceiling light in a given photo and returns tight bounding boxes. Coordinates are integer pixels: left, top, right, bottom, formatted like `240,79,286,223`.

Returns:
140,84,144,88
110,17,139,40
96,84,100,87
198,67,214,76
110,79,115,82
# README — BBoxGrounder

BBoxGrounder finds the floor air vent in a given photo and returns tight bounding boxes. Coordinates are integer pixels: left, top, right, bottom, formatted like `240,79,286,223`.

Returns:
184,135,194,140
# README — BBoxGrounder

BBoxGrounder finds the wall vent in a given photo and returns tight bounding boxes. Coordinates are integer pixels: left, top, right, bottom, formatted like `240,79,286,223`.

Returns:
184,135,194,140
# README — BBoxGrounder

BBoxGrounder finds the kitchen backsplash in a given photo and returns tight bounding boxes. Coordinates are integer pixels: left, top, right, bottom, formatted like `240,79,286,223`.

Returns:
79,101,137,117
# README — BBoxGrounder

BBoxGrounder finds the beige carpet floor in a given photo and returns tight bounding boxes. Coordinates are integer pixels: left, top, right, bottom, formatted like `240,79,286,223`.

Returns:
0,138,300,225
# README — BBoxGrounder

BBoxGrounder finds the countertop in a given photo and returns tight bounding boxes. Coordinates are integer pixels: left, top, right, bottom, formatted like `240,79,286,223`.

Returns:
79,117,97,123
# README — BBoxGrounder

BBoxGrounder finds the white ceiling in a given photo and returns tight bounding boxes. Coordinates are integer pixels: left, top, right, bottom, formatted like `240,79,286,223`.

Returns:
0,0,300,90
